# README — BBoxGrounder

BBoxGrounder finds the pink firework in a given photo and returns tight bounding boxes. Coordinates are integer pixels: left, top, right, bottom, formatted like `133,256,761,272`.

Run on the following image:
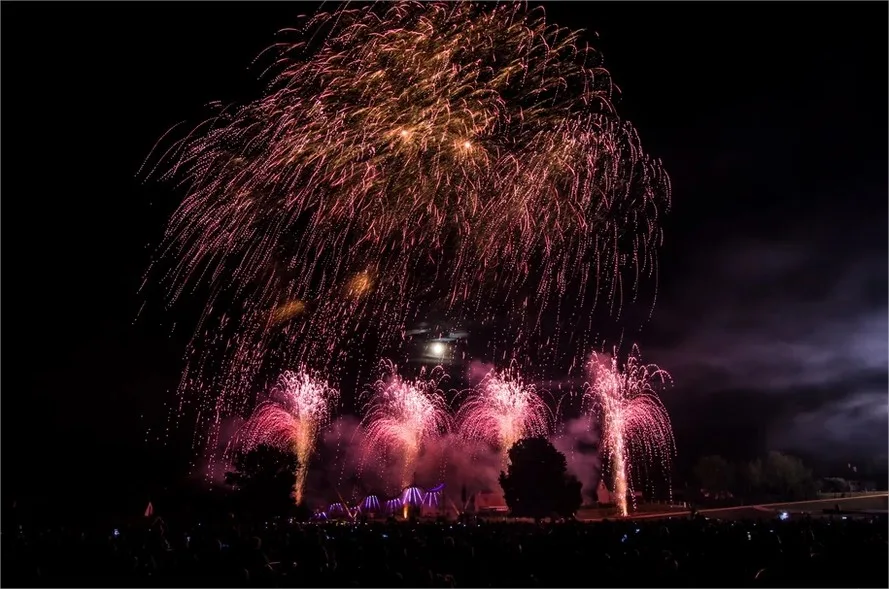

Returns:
236,369,339,504
584,345,674,517
457,366,551,463
361,361,452,488
143,2,670,464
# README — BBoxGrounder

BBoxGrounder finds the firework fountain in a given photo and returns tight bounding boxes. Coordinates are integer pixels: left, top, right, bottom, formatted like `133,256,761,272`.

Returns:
457,366,552,465
584,345,675,517
234,369,339,504
361,361,452,493
143,1,670,460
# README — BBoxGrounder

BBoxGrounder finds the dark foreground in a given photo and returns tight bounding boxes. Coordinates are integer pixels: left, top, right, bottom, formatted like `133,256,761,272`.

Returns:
3,515,887,587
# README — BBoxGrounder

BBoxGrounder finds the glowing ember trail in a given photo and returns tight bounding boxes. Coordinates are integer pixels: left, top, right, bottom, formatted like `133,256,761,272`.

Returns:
143,1,670,463
584,345,675,517
361,361,451,489
457,366,551,464
234,369,339,504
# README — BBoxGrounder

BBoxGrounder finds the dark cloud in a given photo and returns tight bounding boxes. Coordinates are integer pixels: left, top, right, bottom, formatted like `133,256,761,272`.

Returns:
647,214,887,464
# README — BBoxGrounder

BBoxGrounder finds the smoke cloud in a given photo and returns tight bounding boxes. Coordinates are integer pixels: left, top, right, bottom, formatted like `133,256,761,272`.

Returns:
293,412,602,509
552,417,601,504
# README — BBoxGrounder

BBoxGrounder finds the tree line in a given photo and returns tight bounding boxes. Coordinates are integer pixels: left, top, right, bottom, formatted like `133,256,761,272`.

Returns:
692,451,821,503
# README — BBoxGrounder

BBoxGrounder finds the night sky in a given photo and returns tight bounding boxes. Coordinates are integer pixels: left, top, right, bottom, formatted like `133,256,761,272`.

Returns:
4,2,886,509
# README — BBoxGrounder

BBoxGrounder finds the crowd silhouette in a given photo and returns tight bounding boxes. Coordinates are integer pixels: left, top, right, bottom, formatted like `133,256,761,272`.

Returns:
4,513,887,587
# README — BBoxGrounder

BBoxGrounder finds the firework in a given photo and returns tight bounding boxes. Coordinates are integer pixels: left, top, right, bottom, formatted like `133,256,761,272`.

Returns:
584,345,674,517
271,299,306,324
235,368,339,503
361,361,451,489
144,1,669,460
457,366,551,463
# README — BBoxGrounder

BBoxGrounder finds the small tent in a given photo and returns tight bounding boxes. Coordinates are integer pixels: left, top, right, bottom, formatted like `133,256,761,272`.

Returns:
596,480,612,505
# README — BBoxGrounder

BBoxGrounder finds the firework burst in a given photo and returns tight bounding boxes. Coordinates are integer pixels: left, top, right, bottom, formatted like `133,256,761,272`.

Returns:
584,345,674,517
234,369,339,504
361,361,451,489
457,366,552,464
144,1,669,459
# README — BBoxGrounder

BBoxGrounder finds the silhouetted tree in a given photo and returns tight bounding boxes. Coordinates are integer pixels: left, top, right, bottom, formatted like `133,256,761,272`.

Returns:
499,437,583,521
739,457,765,500
763,451,817,500
694,455,734,498
225,444,298,519
821,477,851,493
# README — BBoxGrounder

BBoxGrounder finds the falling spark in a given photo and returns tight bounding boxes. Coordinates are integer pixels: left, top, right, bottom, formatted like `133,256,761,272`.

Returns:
143,1,670,463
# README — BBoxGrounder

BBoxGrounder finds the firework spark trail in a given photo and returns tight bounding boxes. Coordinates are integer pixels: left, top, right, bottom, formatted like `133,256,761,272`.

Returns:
144,1,670,459
360,361,452,489
584,345,674,517
234,369,339,503
457,366,552,465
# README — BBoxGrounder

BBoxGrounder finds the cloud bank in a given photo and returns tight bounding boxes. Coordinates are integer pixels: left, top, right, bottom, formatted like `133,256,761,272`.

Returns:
647,220,887,463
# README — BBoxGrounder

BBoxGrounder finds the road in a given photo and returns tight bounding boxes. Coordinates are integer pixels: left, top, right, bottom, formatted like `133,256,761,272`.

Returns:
577,493,888,522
